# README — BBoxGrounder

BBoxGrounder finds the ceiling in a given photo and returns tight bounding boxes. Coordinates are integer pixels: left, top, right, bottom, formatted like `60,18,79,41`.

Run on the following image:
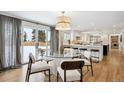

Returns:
1,11,124,33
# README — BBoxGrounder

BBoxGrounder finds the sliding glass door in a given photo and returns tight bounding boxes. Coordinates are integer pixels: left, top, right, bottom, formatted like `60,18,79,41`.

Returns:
21,28,36,64
21,22,51,64
37,29,51,56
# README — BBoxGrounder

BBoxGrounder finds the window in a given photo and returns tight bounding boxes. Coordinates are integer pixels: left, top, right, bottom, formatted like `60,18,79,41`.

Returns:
21,21,51,63
64,33,70,41
21,28,36,63
64,33,71,45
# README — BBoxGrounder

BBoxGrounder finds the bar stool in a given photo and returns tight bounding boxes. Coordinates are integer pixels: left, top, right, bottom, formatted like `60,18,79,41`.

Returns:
90,49,100,63
79,48,87,58
72,47,79,54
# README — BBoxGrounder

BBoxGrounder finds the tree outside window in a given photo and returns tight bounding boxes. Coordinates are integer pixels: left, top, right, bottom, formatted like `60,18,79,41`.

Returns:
38,30,46,42
23,32,27,42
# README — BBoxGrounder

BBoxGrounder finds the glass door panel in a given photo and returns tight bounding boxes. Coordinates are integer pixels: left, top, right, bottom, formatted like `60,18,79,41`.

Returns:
36,29,47,58
21,28,36,64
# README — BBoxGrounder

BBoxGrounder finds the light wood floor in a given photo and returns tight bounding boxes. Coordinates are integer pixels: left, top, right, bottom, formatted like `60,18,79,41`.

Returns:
84,49,124,82
0,49,124,82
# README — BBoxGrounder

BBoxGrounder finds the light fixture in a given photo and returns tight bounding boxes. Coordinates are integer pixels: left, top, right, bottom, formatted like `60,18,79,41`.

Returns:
55,11,71,31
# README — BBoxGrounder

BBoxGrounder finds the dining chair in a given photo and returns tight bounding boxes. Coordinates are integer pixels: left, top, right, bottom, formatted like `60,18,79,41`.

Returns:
82,51,94,76
57,60,84,82
25,53,51,82
91,49,100,63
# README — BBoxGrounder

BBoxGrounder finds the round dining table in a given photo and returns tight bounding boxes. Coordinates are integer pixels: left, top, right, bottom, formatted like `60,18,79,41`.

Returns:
44,53,81,75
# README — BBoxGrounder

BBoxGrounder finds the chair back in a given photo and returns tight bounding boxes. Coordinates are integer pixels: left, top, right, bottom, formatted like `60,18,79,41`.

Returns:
29,53,36,64
25,53,36,82
61,60,84,70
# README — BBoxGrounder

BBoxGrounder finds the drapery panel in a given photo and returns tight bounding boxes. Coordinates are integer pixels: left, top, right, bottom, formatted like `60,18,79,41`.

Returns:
0,15,22,69
50,27,59,54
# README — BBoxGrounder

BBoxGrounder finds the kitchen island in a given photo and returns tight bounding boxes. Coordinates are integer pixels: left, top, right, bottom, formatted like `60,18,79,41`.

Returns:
64,44,103,61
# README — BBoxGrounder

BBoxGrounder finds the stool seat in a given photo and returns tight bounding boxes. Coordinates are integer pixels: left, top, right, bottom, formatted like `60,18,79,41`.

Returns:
79,48,87,50
91,49,99,52
91,49,100,63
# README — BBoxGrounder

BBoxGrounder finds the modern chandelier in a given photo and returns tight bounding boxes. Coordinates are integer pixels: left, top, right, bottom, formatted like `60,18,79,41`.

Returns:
55,11,71,31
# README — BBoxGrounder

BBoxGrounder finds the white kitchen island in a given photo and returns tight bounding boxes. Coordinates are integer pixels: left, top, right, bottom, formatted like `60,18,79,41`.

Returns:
65,44,103,61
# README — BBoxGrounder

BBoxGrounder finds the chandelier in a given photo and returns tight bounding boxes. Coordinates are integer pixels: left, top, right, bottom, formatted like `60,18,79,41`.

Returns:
55,11,71,31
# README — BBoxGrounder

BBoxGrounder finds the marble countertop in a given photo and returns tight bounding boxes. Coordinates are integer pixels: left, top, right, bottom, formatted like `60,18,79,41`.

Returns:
64,44,103,48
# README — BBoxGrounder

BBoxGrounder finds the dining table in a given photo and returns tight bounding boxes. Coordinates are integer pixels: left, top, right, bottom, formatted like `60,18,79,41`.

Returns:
42,53,82,75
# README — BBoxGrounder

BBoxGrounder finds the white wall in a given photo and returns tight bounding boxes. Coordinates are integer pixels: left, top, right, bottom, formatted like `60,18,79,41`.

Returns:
101,34,109,45
72,31,109,45
71,31,91,43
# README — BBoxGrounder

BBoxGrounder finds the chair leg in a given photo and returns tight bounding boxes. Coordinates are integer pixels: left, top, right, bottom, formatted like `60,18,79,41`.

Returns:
25,71,30,82
80,69,83,82
25,70,30,82
49,69,51,82
25,76,28,82
82,74,83,82
27,73,30,82
90,65,93,76
57,71,59,82
80,78,82,82
87,66,89,71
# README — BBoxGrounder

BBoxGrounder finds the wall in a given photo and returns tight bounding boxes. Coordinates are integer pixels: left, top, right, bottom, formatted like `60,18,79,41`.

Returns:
71,31,91,43
102,34,109,45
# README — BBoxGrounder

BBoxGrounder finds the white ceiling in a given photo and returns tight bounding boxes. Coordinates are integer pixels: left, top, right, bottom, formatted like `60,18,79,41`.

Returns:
1,11,124,32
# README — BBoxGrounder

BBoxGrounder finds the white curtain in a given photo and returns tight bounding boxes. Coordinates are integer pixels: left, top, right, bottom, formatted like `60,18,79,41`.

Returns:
0,15,22,69
50,27,59,54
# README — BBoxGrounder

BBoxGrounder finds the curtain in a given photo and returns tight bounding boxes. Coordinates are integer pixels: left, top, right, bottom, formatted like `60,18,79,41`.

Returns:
0,15,22,69
50,27,59,54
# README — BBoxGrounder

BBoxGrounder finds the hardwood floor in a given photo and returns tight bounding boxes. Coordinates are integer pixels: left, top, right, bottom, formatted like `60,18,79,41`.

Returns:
84,49,124,82
0,49,124,82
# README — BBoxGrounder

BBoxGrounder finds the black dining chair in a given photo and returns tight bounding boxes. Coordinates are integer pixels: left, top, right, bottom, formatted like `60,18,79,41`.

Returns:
57,60,84,82
73,51,94,76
